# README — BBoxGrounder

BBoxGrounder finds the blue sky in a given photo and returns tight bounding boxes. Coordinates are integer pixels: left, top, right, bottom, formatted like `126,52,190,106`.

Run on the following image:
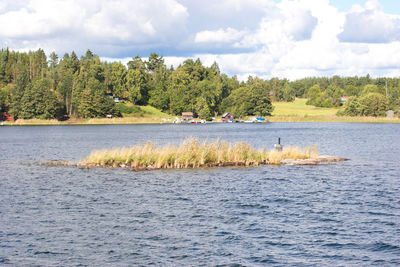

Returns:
0,0,400,80
332,0,400,13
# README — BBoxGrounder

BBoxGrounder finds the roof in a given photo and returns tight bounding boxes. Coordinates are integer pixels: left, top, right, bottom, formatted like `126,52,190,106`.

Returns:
222,112,232,117
182,112,193,116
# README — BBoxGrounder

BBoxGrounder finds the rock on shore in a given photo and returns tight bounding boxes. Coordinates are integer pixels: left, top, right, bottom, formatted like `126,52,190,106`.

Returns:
43,156,348,170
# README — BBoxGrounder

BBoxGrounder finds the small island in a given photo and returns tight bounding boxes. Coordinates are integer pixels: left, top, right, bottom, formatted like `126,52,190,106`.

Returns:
46,138,348,171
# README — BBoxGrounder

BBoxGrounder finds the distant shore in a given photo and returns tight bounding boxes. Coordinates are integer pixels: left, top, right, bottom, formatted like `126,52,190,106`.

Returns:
268,115,400,123
2,98,398,125
2,115,399,126
3,117,168,126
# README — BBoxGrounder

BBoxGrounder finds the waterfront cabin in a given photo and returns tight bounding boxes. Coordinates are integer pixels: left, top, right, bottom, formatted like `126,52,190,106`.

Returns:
221,112,234,122
0,112,14,121
182,112,193,121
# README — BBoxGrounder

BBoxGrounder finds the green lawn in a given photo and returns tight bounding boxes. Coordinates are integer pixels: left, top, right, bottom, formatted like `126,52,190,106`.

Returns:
272,98,341,116
138,105,170,117
269,98,399,122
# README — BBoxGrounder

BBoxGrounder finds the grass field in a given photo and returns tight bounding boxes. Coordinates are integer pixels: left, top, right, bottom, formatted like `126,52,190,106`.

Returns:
272,98,340,116
138,105,170,117
270,98,399,123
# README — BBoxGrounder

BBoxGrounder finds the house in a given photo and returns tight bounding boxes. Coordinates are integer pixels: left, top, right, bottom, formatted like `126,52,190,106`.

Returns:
221,112,234,122
0,112,14,121
182,112,193,121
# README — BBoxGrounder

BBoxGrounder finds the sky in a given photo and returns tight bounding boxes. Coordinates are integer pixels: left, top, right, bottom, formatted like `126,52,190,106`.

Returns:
1,0,400,80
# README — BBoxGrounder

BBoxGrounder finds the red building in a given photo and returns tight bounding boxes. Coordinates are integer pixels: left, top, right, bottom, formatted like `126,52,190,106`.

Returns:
0,112,14,121
221,112,234,122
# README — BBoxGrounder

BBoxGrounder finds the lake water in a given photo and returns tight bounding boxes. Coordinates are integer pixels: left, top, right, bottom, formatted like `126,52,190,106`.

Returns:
1,123,399,266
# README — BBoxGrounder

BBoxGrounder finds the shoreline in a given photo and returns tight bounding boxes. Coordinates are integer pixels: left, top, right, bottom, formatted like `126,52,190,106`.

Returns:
2,115,399,125
44,156,349,171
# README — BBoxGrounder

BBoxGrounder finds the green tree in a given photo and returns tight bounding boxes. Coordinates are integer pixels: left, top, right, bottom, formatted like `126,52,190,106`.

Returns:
306,84,321,105
146,53,164,73
358,93,389,116
48,51,59,90
148,65,170,111
340,96,361,116
229,87,252,118
126,68,146,104
344,85,360,96
249,78,274,116
361,84,380,95
0,48,10,85
126,56,149,104
340,93,389,117
0,85,11,112
282,82,295,102
388,84,400,111
10,70,30,118
325,84,343,107
110,62,127,98
78,88,93,118
196,97,212,120
19,78,59,119
168,68,192,114
78,79,118,118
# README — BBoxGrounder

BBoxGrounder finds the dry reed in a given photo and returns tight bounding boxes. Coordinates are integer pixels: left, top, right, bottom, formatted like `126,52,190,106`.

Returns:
80,137,318,170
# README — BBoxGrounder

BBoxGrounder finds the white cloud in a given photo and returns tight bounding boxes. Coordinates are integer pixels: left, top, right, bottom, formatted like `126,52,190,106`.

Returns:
278,0,318,41
0,0,188,56
1,0,400,80
194,28,247,43
177,0,275,38
187,0,400,80
0,0,84,38
83,0,188,43
338,0,400,43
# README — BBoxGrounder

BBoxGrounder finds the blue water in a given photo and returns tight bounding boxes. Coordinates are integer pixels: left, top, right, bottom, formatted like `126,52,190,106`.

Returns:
1,123,399,266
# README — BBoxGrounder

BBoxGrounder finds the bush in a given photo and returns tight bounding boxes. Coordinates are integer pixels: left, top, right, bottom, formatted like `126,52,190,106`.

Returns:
339,93,389,117
358,93,389,117
340,96,360,116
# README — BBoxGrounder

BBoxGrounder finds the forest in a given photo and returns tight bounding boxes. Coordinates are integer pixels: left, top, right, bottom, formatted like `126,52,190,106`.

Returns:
0,48,399,121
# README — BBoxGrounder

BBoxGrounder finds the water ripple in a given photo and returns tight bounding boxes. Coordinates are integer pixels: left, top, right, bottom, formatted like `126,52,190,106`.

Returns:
1,123,400,266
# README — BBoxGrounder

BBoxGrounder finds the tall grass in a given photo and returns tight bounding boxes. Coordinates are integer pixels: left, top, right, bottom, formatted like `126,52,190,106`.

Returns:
80,137,319,169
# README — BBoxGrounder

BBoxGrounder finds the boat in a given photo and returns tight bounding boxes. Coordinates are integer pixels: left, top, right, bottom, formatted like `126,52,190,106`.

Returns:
254,117,269,123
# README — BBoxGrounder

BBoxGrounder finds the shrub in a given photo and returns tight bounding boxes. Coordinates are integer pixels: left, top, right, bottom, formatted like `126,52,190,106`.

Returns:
340,96,361,116
358,93,389,117
339,93,389,117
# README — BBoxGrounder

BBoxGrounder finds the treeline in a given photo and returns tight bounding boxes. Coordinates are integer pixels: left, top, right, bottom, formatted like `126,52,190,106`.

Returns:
295,76,399,116
1,48,399,120
0,48,276,120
